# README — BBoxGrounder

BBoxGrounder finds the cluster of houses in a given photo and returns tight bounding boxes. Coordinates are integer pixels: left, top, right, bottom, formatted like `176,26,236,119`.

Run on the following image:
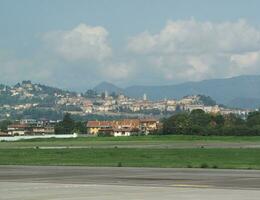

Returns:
58,94,250,117
86,118,160,136
2,118,160,137
0,80,251,118
6,119,56,136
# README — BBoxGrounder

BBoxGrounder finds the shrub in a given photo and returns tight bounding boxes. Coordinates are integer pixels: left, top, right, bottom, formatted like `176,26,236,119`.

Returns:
212,165,218,169
200,163,209,168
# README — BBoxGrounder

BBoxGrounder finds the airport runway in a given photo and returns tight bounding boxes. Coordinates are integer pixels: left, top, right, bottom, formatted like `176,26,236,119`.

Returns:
1,165,260,200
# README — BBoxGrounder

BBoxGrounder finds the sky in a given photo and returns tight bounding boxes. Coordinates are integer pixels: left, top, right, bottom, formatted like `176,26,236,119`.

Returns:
1,0,260,91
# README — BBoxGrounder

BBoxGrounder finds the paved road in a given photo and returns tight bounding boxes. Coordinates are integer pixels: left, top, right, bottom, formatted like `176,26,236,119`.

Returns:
1,166,260,200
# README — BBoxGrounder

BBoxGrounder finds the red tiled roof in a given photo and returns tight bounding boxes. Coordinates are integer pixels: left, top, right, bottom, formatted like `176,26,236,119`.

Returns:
8,124,28,129
140,118,158,123
87,119,158,129
87,119,140,128
116,119,140,127
87,121,113,128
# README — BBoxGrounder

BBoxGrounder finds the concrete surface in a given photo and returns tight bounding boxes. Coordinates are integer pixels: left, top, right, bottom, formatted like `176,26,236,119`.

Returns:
1,166,260,200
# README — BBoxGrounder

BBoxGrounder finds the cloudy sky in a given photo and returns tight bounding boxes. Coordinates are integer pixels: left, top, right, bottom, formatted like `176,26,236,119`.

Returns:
1,0,260,91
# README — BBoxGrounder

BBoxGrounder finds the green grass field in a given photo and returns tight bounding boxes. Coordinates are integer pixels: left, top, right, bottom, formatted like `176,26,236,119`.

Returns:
1,135,260,169
1,135,260,148
0,148,260,169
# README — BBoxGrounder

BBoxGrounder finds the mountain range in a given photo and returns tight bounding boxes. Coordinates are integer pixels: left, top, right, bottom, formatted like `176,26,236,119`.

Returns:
94,75,260,109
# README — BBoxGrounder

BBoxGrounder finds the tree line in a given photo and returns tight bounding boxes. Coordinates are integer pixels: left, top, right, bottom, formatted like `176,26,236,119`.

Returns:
162,109,260,136
3,110,260,136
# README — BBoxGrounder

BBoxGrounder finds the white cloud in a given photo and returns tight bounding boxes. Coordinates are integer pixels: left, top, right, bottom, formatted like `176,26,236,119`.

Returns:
230,51,260,66
127,19,260,82
4,20,260,89
127,32,156,54
43,24,112,62
100,62,134,81
0,56,54,85
128,19,260,54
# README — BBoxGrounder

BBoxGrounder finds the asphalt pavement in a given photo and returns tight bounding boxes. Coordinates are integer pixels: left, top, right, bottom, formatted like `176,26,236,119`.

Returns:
1,165,260,200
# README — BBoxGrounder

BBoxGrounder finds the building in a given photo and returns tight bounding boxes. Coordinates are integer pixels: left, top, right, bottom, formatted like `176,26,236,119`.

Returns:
7,124,29,135
184,105,221,114
0,131,10,136
7,120,55,136
86,118,159,136
140,119,160,134
86,121,114,135
113,128,139,136
143,93,147,101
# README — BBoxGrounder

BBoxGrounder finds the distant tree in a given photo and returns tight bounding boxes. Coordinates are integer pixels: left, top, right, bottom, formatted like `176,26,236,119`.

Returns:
0,120,12,132
62,113,75,134
247,111,260,127
55,113,75,134
189,109,211,127
225,114,245,127
213,114,225,127
163,113,191,135
73,121,86,134
55,113,87,134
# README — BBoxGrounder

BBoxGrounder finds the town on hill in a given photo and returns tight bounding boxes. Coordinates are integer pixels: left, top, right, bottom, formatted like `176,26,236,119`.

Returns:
0,80,257,140
0,80,251,121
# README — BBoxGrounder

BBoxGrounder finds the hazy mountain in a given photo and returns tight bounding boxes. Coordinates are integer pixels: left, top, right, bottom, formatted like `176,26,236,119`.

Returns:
227,98,260,109
93,81,123,94
94,75,260,108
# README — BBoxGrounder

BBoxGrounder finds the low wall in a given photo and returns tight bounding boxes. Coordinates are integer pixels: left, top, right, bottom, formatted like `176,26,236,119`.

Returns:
0,133,78,141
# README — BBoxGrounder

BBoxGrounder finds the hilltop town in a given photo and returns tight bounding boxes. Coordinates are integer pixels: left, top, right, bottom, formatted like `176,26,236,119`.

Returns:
0,81,250,121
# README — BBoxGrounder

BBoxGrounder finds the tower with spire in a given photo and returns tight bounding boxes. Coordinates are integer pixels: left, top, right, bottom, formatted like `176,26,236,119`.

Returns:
143,93,147,101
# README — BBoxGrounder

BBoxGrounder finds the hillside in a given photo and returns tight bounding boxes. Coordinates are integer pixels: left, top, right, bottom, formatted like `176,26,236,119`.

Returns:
93,81,123,94
93,75,260,108
0,80,75,106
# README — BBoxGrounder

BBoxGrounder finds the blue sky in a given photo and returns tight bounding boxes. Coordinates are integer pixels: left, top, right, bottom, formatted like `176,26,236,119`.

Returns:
1,0,260,90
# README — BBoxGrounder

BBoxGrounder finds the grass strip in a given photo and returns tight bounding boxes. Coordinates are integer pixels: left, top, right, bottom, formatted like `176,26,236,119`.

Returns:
0,148,260,169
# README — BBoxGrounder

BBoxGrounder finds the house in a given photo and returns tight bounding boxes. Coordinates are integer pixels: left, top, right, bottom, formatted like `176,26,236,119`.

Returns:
7,121,55,136
113,128,139,137
140,119,160,134
93,127,139,137
7,124,29,135
0,131,9,136
32,125,55,135
87,121,114,135
86,118,159,136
